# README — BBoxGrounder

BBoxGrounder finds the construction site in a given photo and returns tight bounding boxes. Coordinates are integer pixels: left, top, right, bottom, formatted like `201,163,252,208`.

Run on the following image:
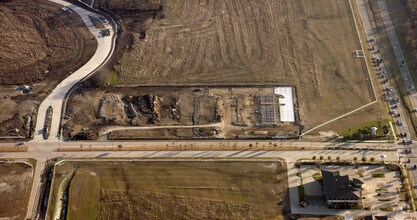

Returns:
0,0,97,141
80,0,376,137
63,86,300,140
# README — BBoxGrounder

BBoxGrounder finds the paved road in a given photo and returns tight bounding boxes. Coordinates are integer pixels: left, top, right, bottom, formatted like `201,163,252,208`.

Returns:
2,138,397,220
32,0,116,143
374,0,417,187
357,0,412,145
16,139,397,153
23,0,116,218
2,144,400,219
357,0,417,207
377,0,415,92
1,139,399,220
377,0,417,144
355,0,415,154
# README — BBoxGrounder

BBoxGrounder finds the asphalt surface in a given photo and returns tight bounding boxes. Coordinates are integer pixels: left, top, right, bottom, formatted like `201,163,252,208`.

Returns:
377,0,415,92
1,142,400,220
357,0,417,207
2,138,397,220
357,0,412,146
374,0,417,187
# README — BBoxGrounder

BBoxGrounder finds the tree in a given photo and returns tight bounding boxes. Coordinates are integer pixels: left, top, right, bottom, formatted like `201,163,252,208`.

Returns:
354,157,358,161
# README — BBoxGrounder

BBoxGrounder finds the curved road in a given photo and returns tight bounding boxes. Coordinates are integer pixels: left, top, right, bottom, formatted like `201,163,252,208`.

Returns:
24,0,115,219
32,0,115,143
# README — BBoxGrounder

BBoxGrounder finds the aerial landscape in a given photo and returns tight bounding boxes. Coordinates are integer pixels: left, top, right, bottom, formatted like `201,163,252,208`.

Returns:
2,0,417,219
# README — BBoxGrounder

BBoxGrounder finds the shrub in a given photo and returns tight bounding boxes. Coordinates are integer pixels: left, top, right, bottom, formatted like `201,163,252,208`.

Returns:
386,163,400,171
380,207,393,212
372,173,385,178
353,157,358,161
319,156,324,160
312,156,316,160
370,157,375,162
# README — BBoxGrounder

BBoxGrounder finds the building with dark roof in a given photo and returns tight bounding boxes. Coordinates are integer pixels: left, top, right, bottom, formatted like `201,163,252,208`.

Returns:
321,169,363,208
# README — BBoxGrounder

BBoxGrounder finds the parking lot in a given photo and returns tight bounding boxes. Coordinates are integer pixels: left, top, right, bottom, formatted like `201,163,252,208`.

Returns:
299,164,407,215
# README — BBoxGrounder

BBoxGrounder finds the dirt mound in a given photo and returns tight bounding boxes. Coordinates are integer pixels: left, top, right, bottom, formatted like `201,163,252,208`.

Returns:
97,94,126,124
0,0,96,85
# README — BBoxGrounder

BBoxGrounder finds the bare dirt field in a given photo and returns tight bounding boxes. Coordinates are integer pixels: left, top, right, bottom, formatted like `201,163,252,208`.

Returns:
47,160,288,220
0,0,97,140
87,0,374,133
64,86,300,140
0,161,34,220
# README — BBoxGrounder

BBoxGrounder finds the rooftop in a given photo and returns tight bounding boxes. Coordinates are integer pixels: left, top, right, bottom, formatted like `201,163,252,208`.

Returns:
321,169,362,200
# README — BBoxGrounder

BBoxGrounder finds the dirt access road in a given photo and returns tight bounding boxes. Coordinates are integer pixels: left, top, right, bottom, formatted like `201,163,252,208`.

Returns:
0,0,97,140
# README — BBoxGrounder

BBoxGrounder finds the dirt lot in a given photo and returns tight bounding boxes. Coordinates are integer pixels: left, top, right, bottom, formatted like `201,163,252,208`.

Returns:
0,161,34,219
64,86,300,140
0,0,97,140
47,160,288,220
88,0,373,132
